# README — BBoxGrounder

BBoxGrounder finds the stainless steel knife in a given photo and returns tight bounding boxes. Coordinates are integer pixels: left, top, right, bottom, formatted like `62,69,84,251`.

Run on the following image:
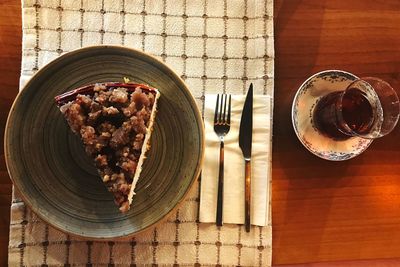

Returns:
239,83,253,232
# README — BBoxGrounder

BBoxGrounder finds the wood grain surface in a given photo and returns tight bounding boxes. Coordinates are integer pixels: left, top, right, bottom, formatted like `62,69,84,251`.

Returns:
0,0,21,265
2,0,400,266
273,0,400,265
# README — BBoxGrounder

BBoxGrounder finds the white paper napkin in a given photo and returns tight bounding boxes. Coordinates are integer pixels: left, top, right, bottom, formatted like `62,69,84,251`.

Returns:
200,94,271,226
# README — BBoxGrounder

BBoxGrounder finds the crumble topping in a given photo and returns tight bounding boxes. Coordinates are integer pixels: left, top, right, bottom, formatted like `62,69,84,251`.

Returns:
59,84,157,212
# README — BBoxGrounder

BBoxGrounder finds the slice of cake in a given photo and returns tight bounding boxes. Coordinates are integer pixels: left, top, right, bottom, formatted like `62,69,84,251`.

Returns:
55,82,160,212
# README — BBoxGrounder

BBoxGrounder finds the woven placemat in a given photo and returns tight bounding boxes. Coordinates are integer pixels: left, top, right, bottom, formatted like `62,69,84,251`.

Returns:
9,0,274,265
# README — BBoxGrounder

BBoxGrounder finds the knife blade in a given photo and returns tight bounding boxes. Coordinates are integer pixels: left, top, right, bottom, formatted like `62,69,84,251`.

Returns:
239,83,253,232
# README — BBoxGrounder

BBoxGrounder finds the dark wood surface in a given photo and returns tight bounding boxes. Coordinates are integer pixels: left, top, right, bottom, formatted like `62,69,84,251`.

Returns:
2,0,400,266
273,0,400,265
0,0,22,265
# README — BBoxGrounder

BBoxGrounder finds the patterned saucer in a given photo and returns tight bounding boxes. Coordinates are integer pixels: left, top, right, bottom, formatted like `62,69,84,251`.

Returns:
292,70,373,161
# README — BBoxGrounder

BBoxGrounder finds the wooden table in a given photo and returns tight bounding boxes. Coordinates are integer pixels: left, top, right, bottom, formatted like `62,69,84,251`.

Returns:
2,0,400,266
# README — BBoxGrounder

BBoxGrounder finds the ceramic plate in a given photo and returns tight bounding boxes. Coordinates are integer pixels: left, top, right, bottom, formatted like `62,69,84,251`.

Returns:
292,70,373,161
5,46,204,239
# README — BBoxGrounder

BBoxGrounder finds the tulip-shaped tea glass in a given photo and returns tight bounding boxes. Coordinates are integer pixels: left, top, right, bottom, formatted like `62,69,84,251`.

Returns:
313,77,400,141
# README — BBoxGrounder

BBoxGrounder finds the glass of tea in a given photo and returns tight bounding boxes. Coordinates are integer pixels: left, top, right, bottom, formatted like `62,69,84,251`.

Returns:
313,77,400,140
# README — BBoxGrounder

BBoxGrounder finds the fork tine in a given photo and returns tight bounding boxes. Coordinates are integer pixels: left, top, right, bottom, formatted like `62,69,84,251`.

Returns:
223,94,227,123
227,94,231,124
214,94,220,124
218,93,223,123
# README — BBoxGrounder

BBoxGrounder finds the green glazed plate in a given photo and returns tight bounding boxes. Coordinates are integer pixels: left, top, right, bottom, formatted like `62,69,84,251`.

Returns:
5,46,204,239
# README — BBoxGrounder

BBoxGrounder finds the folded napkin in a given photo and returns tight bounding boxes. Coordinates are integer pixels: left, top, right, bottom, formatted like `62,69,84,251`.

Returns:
200,94,271,226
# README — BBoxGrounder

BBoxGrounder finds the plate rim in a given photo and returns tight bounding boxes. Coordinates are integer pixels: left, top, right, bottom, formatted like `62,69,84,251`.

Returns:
4,45,205,239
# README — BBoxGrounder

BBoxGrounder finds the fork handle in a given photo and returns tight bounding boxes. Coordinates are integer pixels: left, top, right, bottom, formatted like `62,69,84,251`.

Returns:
216,140,224,226
244,159,251,232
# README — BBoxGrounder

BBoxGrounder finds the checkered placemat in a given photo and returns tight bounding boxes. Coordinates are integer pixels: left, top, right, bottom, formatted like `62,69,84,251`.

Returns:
9,0,274,265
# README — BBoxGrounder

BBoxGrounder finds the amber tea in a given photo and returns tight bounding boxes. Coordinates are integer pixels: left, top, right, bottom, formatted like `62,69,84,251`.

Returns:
312,77,399,140
313,88,375,140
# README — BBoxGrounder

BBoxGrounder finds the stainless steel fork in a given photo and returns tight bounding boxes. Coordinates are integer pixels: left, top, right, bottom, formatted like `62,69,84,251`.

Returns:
213,94,231,226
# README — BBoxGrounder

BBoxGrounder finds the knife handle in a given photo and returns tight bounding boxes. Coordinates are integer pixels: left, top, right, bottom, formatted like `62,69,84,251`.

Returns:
216,141,224,226
244,159,251,232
